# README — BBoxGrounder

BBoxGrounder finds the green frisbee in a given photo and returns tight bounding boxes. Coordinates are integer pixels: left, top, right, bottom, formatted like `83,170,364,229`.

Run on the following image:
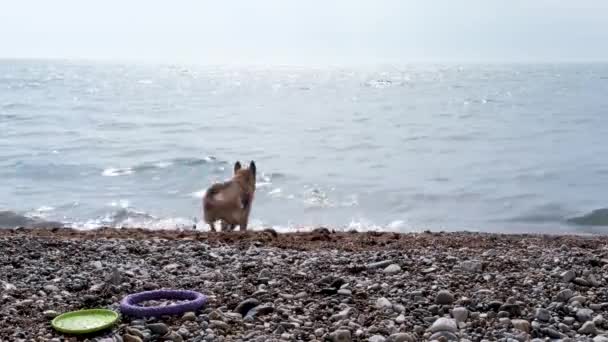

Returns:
51,309,119,334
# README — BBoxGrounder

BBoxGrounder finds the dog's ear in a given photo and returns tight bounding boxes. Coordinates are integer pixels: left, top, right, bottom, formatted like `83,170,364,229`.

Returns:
249,161,256,178
234,161,242,174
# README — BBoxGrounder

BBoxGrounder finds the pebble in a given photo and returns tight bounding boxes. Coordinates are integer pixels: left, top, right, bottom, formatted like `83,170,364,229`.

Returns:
573,277,591,286
163,263,180,271
594,336,608,342
367,260,393,269
244,303,274,320
383,264,401,274
234,298,260,316
337,289,352,296
369,335,386,342
577,308,594,322
43,284,59,292
429,317,457,333
386,333,415,342
511,319,530,333
2,281,16,291
329,329,352,342
460,260,483,273
555,289,574,302
541,327,562,339
162,331,183,342
561,270,576,283
125,328,144,338
208,309,224,320
594,314,605,326
210,320,229,330
435,290,455,305
452,306,468,322
588,274,601,287
569,295,587,304
123,335,143,342
330,307,352,321
535,308,551,322
43,310,59,319
376,297,393,310
147,323,170,336
579,321,598,334
429,331,459,341
182,311,196,321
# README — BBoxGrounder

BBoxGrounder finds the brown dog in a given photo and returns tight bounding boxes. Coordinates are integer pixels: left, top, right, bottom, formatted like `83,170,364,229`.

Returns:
203,161,256,232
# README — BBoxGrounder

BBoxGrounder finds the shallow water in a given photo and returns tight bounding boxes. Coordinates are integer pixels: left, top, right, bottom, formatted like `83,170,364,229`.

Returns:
1,60,608,233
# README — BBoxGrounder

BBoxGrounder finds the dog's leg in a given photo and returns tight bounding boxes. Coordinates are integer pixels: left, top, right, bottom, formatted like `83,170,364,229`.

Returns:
221,220,231,232
239,218,248,231
206,219,216,232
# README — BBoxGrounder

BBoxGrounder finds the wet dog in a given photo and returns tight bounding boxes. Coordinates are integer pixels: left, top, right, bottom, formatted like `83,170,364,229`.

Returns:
203,161,256,231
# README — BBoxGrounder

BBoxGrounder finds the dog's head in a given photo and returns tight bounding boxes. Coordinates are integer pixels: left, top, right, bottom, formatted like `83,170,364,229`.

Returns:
233,160,256,188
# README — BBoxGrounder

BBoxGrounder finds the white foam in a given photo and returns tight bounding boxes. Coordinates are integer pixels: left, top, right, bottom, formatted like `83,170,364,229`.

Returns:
102,167,134,177
191,189,207,198
340,194,359,207
256,181,272,188
155,161,173,168
268,188,282,197
109,200,130,208
25,205,56,220
36,206,55,212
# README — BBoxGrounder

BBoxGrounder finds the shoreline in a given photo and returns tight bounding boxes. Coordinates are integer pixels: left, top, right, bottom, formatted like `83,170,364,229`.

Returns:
2,228,608,341
2,226,608,249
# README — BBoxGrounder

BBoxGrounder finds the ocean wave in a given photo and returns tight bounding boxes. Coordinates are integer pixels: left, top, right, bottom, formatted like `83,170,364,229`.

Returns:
365,79,393,89
102,167,134,177
505,203,577,224
0,210,63,228
101,156,226,177
302,188,359,209
1,102,30,110
567,208,608,226
24,206,56,220
74,208,192,230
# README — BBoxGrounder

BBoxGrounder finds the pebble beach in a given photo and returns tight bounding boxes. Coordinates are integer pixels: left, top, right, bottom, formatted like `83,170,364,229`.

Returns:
2,227,608,342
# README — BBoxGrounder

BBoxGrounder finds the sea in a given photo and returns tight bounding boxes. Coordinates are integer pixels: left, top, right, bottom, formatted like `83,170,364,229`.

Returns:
1,60,608,234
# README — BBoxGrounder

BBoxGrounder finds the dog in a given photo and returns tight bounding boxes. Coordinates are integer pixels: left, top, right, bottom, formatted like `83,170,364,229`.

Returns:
203,161,256,232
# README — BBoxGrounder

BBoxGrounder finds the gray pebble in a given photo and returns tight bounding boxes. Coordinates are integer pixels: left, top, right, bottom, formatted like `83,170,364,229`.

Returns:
329,329,352,342
435,290,455,305
123,335,143,342
383,264,401,274
452,306,468,322
561,270,576,283
369,335,386,342
386,333,415,342
578,308,594,322
579,321,598,335
429,317,457,333
147,323,169,336
535,308,551,322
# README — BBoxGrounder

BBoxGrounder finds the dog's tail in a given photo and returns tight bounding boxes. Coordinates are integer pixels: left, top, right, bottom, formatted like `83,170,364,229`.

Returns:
203,183,227,210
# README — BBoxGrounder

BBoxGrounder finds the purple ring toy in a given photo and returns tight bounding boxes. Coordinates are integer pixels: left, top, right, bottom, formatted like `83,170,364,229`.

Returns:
120,290,207,317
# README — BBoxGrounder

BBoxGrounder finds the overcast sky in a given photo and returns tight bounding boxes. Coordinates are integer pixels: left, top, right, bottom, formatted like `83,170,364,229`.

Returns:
1,0,607,64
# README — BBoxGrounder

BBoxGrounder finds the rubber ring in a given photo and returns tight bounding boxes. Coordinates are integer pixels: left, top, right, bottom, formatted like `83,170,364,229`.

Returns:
120,290,207,317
